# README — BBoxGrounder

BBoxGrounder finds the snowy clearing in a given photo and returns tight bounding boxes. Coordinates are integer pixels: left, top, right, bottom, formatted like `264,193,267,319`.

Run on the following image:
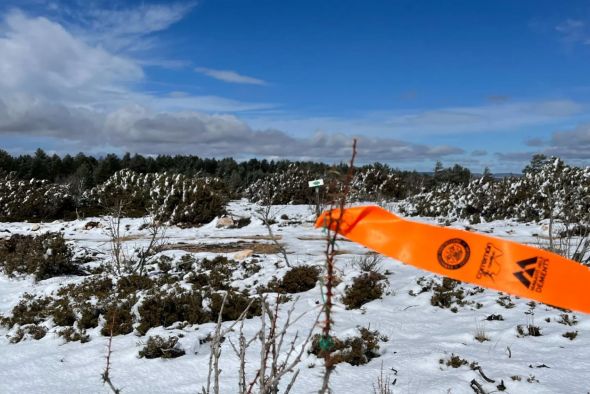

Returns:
1,201,589,394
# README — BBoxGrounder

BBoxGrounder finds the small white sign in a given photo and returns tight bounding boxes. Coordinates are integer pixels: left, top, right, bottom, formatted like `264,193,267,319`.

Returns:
308,179,324,188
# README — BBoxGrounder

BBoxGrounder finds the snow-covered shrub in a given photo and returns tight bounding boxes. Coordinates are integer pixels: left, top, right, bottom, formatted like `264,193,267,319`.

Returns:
245,164,327,204
84,170,228,226
246,163,416,204
0,174,77,221
402,157,590,224
57,327,90,343
0,233,79,281
0,293,52,328
139,335,185,359
350,164,405,201
9,325,47,343
136,288,209,335
309,327,386,366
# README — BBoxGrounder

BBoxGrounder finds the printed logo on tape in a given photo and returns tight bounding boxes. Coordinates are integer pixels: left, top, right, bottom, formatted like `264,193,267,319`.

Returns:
477,243,502,281
513,257,549,293
437,238,471,270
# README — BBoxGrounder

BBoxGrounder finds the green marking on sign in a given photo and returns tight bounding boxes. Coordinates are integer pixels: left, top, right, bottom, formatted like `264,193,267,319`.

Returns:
308,179,324,188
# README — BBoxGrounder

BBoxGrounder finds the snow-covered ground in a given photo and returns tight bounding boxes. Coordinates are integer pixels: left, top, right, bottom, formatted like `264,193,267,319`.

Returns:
1,201,589,393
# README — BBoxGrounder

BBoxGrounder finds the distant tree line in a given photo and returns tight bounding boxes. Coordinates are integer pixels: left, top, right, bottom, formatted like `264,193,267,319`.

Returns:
0,148,475,195
6,148,583,227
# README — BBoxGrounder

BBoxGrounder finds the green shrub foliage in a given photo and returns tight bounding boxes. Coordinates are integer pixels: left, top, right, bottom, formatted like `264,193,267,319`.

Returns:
279,265,320,293
342,272,386,309
0,233,79,280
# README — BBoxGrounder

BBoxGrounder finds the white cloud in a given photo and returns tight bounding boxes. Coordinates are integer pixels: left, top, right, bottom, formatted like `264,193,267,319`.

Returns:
87,2,195,37
244,100,584,138
195,67,267,85
494,123,590,164
556,19,590,45
547,123,590,158
71,2,197,53
0,97,463,161
152,95,275,112
0,10,272,112
0,10,143,104
0,11,461,164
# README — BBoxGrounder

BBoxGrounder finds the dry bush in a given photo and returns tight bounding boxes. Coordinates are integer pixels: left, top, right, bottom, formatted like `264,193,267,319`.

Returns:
51,298,76,326
9,324,47,343
496,294,516,309
562,331,578,340
0,233,80,281
137,288,208,335
56,276,113,304
278,265,320,293
139,335,185,359
255,201,291,267
1,293,53,327
309,327,386,366
105,205,166,277
373,362,394,394
474,322,489,343
430,277,464,308
541,220,590,266
57,327,90,343
342,272,386,309
439,354,468,368
116,274,155,297
557,313,578,326
209,291,261,322
516,324,542,337
353,253,384,273
101,301,135,336
78,303,101,329
202,295,320,394
199,256,236,290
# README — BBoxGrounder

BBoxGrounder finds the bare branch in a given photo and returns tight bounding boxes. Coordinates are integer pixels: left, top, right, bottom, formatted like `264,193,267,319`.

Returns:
102,313,121,394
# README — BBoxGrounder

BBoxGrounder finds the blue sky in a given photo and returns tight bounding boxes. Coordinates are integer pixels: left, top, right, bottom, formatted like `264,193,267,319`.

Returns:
1,0,590,172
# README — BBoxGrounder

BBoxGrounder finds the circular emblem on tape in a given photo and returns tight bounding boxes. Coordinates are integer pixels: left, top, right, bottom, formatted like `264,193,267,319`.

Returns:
437,238,470,270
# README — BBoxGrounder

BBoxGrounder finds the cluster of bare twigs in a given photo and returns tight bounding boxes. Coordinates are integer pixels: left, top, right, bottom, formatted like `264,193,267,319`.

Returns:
202,294,321,394
545,218,590,265
105,200,166,276
372,362,394,394
255,202,291,267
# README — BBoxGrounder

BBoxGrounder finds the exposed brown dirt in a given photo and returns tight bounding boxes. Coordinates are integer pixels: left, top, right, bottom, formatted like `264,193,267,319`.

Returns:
207,235,282,241
161,241,284,254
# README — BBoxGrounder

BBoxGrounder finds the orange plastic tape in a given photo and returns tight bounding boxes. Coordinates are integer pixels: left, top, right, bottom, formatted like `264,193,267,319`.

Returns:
316,205,590,314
